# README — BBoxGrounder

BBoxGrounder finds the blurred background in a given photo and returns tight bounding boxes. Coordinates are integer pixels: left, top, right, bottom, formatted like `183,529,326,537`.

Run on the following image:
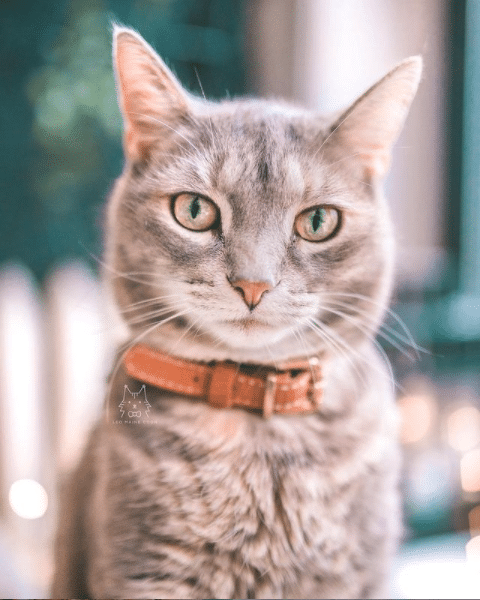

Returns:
1,0,479,597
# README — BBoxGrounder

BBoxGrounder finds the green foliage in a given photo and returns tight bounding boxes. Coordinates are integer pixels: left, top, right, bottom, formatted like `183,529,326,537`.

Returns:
0,0,246,279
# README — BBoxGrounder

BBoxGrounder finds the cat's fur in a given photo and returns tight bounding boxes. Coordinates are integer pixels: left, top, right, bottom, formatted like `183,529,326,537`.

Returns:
51,26,421,599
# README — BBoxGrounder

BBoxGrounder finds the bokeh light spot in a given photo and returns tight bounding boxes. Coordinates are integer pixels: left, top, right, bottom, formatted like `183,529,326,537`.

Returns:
447,405,480,452
9,479,48,519
469,505,480,537
461,449,480,493
399,394,436,444
466,535,480,568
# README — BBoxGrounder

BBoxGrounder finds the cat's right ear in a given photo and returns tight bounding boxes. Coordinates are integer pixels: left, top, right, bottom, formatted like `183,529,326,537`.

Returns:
324,56,422,180
113,26,190,162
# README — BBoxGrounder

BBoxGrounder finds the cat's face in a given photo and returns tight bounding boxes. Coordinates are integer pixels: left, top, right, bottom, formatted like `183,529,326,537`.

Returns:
107,28,421,363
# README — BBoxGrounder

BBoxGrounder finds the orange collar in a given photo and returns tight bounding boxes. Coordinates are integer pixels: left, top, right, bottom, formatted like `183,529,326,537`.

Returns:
123,344,323,418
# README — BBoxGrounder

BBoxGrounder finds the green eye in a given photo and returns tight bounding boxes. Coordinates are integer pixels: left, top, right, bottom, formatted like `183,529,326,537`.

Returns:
172,193,219,231
295,206,340,242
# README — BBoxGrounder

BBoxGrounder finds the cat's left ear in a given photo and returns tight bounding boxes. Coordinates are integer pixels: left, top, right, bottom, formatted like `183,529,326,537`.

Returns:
325,56,422,179
113,25,190,162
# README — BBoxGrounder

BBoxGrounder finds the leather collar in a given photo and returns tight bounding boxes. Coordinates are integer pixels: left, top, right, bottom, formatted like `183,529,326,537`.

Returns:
123,344,323,418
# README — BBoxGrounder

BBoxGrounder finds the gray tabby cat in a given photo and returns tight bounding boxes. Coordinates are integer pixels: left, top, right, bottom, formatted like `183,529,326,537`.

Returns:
51,26,421,599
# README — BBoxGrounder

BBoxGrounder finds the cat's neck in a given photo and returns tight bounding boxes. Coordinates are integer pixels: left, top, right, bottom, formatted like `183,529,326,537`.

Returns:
140,328,321,366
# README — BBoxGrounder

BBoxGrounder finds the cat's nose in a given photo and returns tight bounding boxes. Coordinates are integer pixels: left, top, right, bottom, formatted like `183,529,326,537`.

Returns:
230,279,273,310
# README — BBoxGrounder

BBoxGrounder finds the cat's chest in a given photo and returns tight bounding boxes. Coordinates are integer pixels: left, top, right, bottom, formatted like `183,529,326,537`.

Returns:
189,446,353,567
96,403,397,598
116,411,372,569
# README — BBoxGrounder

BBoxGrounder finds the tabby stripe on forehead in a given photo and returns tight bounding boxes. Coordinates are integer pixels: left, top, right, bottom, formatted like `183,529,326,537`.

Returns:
258,160,269,183
255,126,272,186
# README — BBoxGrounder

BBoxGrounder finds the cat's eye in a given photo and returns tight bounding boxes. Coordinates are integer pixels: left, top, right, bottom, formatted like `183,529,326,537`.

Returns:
172,193,219,231
295,206,340,242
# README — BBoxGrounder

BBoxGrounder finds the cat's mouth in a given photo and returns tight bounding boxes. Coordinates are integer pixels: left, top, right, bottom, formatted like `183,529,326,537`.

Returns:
210,314,295,350
224,316,274,331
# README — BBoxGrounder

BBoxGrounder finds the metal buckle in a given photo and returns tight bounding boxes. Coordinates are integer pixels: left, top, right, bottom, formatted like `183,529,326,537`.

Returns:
263,372,278,418
307,357,323,409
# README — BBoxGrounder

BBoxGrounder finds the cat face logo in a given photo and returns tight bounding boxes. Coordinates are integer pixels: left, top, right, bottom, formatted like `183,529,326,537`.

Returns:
118,385,151,420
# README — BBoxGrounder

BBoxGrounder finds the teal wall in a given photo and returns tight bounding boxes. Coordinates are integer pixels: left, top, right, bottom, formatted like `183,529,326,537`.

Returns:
0,0,247,279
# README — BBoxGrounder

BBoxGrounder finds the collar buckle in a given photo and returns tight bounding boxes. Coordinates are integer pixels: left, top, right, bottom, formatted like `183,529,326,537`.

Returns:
307,357,323,409
263,372,278,418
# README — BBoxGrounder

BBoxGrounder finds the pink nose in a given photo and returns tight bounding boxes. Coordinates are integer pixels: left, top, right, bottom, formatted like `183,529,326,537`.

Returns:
231,279,273,310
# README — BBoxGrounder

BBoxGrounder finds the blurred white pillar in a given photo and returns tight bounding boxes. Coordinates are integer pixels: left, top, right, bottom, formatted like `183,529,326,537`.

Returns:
293,0,400,112
0,263,45,497
0,263,49,594
292,0,448,288
46,261,108,475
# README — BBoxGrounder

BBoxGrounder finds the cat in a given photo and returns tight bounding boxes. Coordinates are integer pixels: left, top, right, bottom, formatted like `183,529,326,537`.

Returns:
51,25,421,599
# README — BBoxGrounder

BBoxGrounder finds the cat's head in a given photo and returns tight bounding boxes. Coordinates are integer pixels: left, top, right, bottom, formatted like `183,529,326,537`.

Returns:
106,26,421,364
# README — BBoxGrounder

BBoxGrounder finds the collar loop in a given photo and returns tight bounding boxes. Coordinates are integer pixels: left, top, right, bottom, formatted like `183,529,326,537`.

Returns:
123,344,322,417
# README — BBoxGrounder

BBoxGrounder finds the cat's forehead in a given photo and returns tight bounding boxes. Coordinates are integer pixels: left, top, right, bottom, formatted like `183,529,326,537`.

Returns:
217,125,306,199
144,100,347,211
197,102,330,207
211,100,319,159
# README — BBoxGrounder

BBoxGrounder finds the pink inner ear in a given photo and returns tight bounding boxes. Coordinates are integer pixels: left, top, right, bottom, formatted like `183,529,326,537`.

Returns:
354,143,391,179
123,125,145,162
121,114,153,163
328,57,421,180
361,152,391,180
116,41,158,161
114,33,188,162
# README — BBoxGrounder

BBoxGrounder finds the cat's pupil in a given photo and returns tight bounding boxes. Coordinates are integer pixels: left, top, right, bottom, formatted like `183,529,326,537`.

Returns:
311,209,324,232
189,197,200,219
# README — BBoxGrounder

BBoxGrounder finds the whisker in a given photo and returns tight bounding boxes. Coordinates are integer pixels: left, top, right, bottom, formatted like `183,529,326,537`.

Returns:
342,174,374,189
324,151,363,168
87,254,154,286
263,341,280,371
290,326,321,389
169,313,202,353
320,291,424,357
128,112,201,154
318,306,398,392
194,66,207,102
193,67,217,143
155,151,200,169
126,304,189,326
109,274,154,286
370,335,399,394
120,294,185,313
312,108,359,162
312,317,397,392
130,304,192,326
306,318,366,385
104,308,193,422
320,302,415,360
308,315,399,391
322,298,416,351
